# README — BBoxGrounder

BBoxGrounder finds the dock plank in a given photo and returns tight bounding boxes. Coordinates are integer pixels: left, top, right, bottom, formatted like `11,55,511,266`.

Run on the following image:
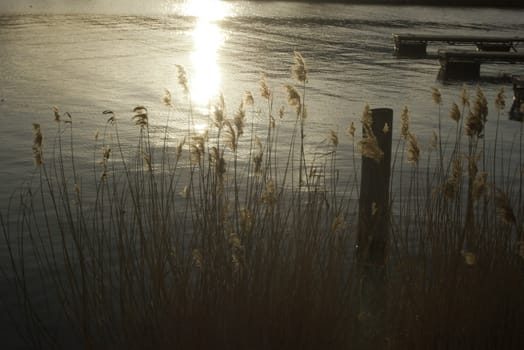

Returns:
393,33,524,56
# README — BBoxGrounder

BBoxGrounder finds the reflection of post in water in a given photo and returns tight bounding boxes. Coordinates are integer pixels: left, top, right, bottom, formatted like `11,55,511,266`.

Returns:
355,108,393,349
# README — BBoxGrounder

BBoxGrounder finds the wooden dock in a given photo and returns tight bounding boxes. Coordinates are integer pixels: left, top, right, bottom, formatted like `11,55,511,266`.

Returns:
393,34,524,56
437,49,524,80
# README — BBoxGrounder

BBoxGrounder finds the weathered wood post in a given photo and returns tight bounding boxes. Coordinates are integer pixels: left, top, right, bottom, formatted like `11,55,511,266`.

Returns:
355,108,393,350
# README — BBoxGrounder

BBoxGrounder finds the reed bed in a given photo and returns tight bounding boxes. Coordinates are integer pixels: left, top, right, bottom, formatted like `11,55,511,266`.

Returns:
1,53,523,350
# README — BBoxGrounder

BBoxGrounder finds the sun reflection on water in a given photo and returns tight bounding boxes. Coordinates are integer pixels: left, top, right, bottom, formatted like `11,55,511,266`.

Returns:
182,0,231,105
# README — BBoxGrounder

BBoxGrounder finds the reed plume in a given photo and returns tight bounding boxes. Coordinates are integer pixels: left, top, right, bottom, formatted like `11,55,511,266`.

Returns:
465,110,483,137
176,137,185,161
359,125,383,163
449,102,461,122
133,106,148,128
52,106,61,122
292,51,308,83
284,84,302,117
253,136,263,175
400,105,409,139
495,87,505,111
431,87,442,105
163,88,173,107
473,86,488,122
233,101,245,137
472,171,487,202
361,103,372,129
176,64,189,95
213,94,226,129
429,130,438,149
494,188,516,225
329,129,339,147
406,132,420,165
259,73,271,101
244,90,254,106
461,84,470,107
32,123,43,166
224,121,237,152
347,121,356,138
190,134,206,165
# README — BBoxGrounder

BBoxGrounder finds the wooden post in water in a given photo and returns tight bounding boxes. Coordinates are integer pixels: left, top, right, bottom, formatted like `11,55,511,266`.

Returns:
355,108,393,350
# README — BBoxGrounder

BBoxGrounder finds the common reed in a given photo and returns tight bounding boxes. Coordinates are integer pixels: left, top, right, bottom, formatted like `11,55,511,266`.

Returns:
1,53,523,350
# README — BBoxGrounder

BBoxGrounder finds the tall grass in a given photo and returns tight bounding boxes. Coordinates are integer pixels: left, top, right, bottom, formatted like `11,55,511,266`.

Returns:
1,53,524,349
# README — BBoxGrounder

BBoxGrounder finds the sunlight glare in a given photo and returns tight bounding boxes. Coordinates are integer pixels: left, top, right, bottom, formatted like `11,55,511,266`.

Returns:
190,19,224,105
182,0,231,105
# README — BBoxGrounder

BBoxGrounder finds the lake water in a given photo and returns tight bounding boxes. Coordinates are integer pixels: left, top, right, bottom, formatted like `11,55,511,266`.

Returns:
1,1,524,347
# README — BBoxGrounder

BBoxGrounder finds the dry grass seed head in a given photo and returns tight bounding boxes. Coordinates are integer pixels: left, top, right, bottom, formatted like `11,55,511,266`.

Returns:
465,110,483,137
102,146,111,163
176,64,189,95
361,104,372,129
103,110,116,125
190,135,205,164
269,115,276,129
347,121,356,138
52,106,60,122
461,84,470,107
233,101,245,138
473,86,488,122
436,157,462,200
359,124,384,163
224,120,237,152
259,73,271,101
163,89,173,107
176,137,185,161
213,94,226,129
261,179,277,207
292,51,308,83
32,123,43,166
192,249,202,269
472,172,488,202
451,156,463,181
132,106,148,128
244,90,254,106
461,250,477,266
430,130,438,149
329,129,339,147
253,136,263,175
406,132,420,164
331,213,345,233
494,188,516,225
431,87,442,105
449,102,461,122
495,87,505,111
400,105,409,139
284,84,302,117
240,208,253,233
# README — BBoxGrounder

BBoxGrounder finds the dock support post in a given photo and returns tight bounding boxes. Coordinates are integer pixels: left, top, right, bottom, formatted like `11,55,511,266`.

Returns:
355,108,393,350
394,41,427,57
440,60,480,80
